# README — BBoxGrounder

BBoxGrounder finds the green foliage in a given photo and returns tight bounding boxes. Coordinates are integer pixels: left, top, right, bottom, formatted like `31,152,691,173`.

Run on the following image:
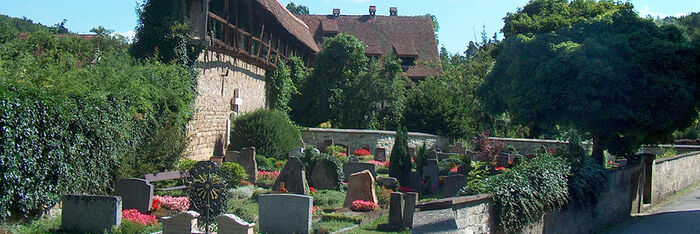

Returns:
321,213,364,224
131,0,202,64
413,143,430,174
502,0,632,38
255,154,284,171
0,14,50,34
460,161,489,195
114,220,163,234
225,198,259,223
389,126,412,186
0,30,196,219
178,158,198,171
466,154,570,233
286,2,310,15
438,158,463,175
568,159,607,207
229,109,302,159
482,9,699,163
5,215,61,233
312,190,346,210
219,162,249,187
266,57,299,113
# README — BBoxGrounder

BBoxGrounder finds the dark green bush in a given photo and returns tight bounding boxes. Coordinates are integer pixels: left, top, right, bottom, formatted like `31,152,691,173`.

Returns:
462,154,570,233
389,126,412,186
438,158,463,175
219,162,249,187
321,213,363,224
229,109,302,159
568,159,607,207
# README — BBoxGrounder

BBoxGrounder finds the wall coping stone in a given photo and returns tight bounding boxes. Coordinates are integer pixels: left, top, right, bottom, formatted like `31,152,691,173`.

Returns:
654,151,700,164
303,128,441,138
416,194,492,211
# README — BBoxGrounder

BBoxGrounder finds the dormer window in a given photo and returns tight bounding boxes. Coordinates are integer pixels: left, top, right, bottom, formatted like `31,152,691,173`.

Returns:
364,45,382,59
393,42,418,66
321,20,339,37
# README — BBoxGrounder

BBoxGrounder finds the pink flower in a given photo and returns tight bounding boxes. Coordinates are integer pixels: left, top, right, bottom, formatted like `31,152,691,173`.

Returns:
122,209,157,226
153,195,190,212
350,200,379,212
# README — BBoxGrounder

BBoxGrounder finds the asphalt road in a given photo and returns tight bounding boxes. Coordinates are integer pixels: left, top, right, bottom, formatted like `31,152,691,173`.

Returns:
607,186,700,234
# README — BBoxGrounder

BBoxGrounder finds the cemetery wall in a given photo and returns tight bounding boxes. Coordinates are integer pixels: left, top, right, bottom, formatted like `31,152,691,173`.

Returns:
491,137,700,156
301,128,451,153
651,151,700,205
186,50,267,160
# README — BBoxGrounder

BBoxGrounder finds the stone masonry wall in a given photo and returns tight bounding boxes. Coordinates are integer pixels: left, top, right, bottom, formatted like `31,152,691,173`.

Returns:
301,128,451,153
651,151,700,204
186,50,267,160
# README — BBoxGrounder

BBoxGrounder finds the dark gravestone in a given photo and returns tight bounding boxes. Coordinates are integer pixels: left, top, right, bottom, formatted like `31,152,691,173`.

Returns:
61,195,121,233
273,157,309,195
115,178,153,213
389,192,404,227
374,148,387,161
497,153,511,168
429,150,438,160
259,194,312,234
343,162,377,182
224,150,240,163
317,139,334,152
409,171,422,193
240,147,258,182
311,159,339,190
402,192,419,228
422,159,439,193
449,142,467,155
442,174,467,198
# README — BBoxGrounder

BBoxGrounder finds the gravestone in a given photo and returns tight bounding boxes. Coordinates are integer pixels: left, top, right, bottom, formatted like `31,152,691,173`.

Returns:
258,194,313,234
225,150,240,163
374,148,387,161
389,192,404,227
240,147,258,182
412,208,461,234
210,156,224,165
317,139,334,152
343,170,378,208
311,159,340,190
409,171,422,193
402,192,419,228
457,163,472,176
288,147,304,158
429,150,438,160
497,153,512,168
61,195,121,233
216,214,255,234
377,176,398,189
422,159,439,193
442,174,467,198
349,156,360,163
342,162,377,182
449,142,467,155
115,178,153,213
161,211,200,234
273,157,309,195
312,148,321,155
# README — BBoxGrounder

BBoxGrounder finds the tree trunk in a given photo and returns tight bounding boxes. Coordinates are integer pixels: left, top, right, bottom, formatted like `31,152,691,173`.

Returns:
592,134,605,166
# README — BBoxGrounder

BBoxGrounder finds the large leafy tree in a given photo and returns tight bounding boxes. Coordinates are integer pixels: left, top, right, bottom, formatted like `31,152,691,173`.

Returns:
286,2,309,15
481,9,699,164
502,0,632,38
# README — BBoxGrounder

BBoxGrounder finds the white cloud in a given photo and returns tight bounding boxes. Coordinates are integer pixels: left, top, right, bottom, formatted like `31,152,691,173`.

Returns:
636,5,689,19
112,30,136,43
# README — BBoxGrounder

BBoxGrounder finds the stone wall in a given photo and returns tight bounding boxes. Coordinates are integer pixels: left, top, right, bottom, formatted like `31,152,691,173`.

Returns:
300,128,451,153
490,137,700,156
651,151,700,205
186,50,267,160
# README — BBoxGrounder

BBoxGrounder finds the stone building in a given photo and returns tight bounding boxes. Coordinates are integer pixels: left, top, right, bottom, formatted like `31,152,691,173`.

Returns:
182,1,440,159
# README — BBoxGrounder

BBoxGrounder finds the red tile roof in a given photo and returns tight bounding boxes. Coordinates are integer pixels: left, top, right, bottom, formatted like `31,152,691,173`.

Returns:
255,0,319,52
296,14,441,79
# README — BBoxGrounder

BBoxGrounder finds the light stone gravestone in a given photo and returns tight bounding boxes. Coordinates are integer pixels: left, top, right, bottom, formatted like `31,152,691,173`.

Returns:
374,147,387,161
161,211,201,234
273,156,309,195
389,192,404,227
343,170,378,208
311,159,340,190
258,194,312,234
422,159,439,193
449,142,468,155
216,214,255,234
402,192,419,228
442,174,467,198
342,162,377,182
224,150,240,163
61,195,121,233
240,147,258,182
377,176,398,189
115,178,153,213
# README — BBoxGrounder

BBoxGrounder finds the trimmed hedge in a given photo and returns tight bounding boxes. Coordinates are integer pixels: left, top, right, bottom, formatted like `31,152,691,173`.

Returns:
229,109,302,159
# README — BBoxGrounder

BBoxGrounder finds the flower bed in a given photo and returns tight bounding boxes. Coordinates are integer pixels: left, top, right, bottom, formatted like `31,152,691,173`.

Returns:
256,170,281,188
153,195,190,212
122,209,157,226
353,148,371,156
350,200,379,212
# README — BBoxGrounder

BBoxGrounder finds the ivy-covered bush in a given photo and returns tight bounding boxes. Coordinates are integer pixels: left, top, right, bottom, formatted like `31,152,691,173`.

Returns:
299,149,344,190
229,109,302,159
461,154,570,233
0,28,196,219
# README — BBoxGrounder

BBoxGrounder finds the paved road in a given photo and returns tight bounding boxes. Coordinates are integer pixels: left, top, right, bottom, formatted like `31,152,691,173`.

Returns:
608,186,700,234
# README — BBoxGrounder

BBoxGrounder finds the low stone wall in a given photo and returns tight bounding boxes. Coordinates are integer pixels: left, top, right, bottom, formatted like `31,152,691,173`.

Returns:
301,128,451,153
651,151,700,204
416,194,494,233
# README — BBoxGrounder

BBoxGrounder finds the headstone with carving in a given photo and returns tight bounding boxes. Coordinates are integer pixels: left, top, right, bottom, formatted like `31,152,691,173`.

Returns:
273,157,309,195
259,194,312,234
115,178,153,213
342,162,377,182
343,170,378,208
311,159,340,190
161,211,200,234
374,147,387,161
216,214,256,234
240,147,258,182
61,195,122,233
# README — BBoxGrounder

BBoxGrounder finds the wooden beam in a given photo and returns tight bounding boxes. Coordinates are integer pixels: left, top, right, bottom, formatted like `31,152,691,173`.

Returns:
247,0,253,52
257,23,265,57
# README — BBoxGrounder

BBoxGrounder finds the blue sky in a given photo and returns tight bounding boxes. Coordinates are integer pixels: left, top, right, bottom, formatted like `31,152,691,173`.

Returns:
1,0,698,53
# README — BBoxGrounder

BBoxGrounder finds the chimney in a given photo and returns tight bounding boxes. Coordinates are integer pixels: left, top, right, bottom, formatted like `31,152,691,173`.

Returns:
333,8,340,17
390,7,397,16
369,6,376,16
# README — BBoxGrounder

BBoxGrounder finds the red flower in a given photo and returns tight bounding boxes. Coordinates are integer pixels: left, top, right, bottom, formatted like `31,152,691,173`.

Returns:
495,166,506,171
449,166,459,173
309,187,316,194
122,209,157,226
151,197,162,211
398,186,415,193
353,148,371,156
350,200,379,212
384,161,390,167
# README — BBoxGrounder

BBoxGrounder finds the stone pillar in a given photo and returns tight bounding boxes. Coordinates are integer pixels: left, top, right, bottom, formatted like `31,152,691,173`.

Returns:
389,192,404,227
402,192,418,228
240,147,258,182
161,211,200,234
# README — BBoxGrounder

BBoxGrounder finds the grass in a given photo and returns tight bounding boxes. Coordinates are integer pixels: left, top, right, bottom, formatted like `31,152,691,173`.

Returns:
226,197,259,223
314,220,357,234
346,213,411,234
3,215,61,234
313,190,346,211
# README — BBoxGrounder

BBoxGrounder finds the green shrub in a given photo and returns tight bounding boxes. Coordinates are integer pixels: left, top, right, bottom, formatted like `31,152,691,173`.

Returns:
438,158,463,175
321,213,363,224
178,158,198,171
228,185,256,200
413,143,430,174
568,159,607,207
389,126,412,186
312,190,346,210
256,155,284,172
225,198,258,223
219,162,248,187
460,161,488,196
463,154,570,233
229,109,302,159
114,220,162,234
301,150,345,190
6,214,61,233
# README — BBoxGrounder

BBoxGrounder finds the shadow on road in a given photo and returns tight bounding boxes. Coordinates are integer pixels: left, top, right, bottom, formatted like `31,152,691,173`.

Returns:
605,210,700,234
